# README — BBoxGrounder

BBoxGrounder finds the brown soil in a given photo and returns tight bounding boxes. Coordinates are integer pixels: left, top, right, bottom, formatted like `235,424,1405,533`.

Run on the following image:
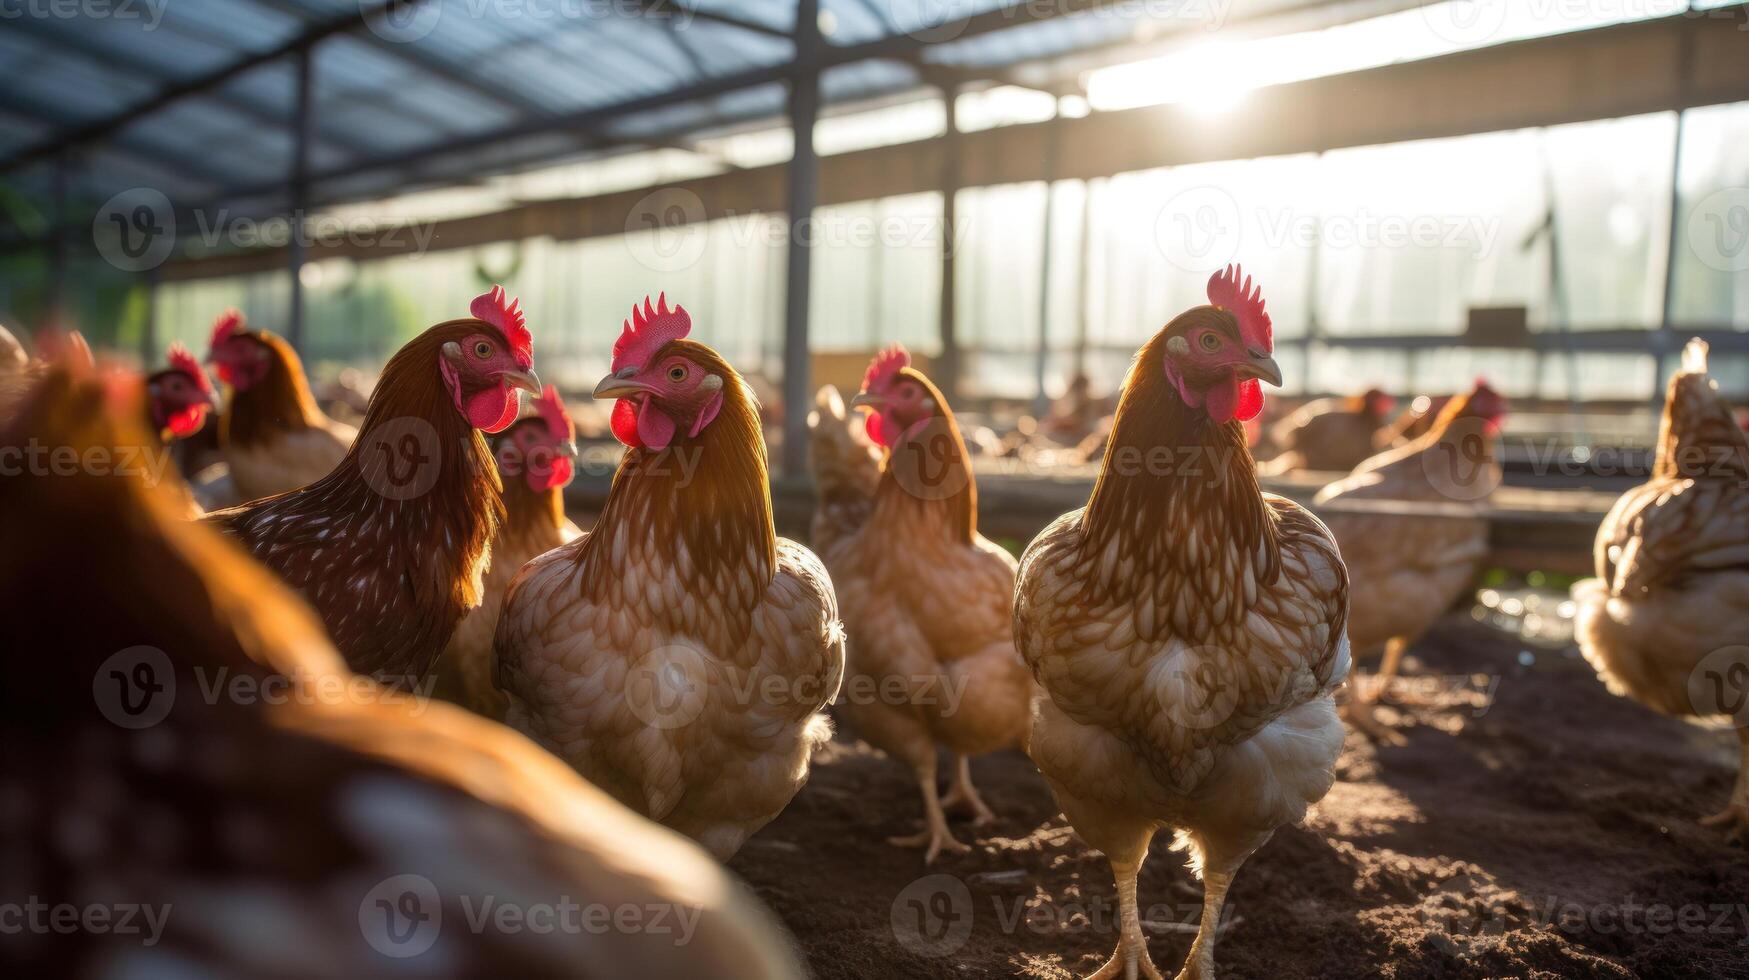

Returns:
729,618,1749,980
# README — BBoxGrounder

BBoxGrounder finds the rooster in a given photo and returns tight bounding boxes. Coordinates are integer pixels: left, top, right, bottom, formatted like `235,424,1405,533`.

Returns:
1314,379,1507,743
1015,267,1348,980
1573,339,1749,843
207,308,358,503
146,342,219,445
495,295,844,861
807,346,1033,862
0,357,803,979
434,384,583,720
1257,387,1395,475
206,287,540,689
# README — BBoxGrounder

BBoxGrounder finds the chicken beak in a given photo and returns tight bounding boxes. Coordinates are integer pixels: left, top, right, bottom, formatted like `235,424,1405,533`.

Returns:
848,392,887,412
499,368,541,395
1237,352,1284,388
593,369,652,400
206,387,223,409
558,440,579,460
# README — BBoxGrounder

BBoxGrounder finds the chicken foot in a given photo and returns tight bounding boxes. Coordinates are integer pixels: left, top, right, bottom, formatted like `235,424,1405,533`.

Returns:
1699,726,1749,847
1172,869,1235,980
1341,636,1412,745
1088,860,1164,980
888,757,971,864
940,754,997,825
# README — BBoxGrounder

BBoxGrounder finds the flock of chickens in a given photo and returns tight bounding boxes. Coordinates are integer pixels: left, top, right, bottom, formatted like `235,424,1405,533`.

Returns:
1,264,1746,979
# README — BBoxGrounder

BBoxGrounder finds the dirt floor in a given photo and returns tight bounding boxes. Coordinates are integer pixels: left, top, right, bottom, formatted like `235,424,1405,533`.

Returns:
728,617,1749,980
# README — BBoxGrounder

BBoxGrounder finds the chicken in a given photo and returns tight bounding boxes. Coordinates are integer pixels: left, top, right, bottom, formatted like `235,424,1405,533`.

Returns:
495,295,844,861
0,356,803,980
806,346,1033,862
1573,339,1749,843
205,287,541,689
434,384,584,721
142,343,222,518
1314,379,1507,743
1015,266,1349,980
1257,387,1395,475
207,308,358,503
0,327,91,425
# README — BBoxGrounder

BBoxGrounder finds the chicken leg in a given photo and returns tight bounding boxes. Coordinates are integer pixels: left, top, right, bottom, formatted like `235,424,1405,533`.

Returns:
940,754,996,825
1699,726,1749,846
1341,636,1410,745
887,756,970,863
1089,859,1163,980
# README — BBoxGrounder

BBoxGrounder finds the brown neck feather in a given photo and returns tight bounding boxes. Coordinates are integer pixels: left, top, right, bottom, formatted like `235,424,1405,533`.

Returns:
872,369,976,545
221,332,327,448
577,370,775,602
501,469,568,542
1079,332,1278,627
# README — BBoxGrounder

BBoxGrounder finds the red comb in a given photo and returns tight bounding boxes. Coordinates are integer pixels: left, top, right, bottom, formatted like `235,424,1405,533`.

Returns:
612,293,691,373
209,308,244,349
470,286,533,370
1206,264,1272,353
166,343,212,394
862,343,911,395
533,384,574,441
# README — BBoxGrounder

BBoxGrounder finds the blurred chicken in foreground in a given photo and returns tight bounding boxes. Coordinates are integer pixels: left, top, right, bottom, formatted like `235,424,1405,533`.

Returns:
0,357,802,979
1574,340,1749,844
206,288,541,689
207,309,357,503
1258,387,1395,475
1016,267,1349,980
808,346,1033,863
434,385,583,721
1314,379,1506,743
496,296,844,860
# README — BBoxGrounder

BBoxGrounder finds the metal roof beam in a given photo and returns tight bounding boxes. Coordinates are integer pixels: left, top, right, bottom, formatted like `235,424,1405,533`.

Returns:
0,0,430,174
0,91,238,189
633,1,794,41
3,14,366,159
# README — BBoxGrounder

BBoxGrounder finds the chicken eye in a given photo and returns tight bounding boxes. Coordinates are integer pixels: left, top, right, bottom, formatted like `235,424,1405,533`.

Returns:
474,341,493,359
667,364,688,383
1199,332,1222,352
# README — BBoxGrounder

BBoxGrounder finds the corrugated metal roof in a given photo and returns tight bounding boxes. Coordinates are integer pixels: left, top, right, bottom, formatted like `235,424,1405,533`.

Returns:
0,0,1395,225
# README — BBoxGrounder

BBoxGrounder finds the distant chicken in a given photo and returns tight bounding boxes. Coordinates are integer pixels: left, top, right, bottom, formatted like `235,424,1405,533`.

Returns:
1314,379,1507,743
1015,267,1349,980
145,343,219,445
808,346,1033,862
0,358,803,979
495,296,844,860
206,288,541,688
207,309,357,503
1258,387,1395,475
434,385,583,721
1574,339,1749,843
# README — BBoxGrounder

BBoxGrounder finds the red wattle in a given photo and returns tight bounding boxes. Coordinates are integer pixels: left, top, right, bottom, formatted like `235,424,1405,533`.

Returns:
865,411,894,448
1234,378,1264,422
464,386,519,433
532,456,574,492
611,398,643,448
165,405,208,438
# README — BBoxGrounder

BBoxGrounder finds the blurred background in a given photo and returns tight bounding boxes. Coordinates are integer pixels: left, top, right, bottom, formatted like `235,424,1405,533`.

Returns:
1,0,1747,482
